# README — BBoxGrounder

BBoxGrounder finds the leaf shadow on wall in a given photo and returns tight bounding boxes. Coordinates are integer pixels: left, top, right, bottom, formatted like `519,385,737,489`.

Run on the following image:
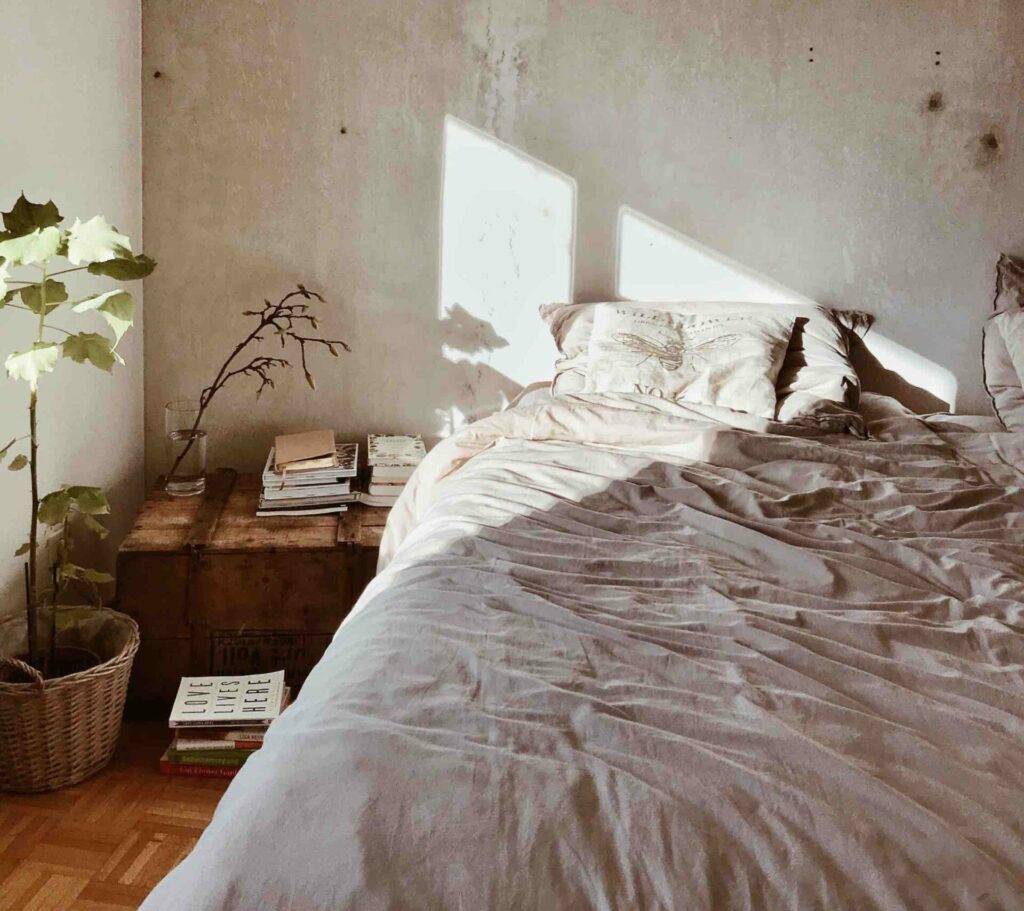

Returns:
436,116,576,436
435,303,522,436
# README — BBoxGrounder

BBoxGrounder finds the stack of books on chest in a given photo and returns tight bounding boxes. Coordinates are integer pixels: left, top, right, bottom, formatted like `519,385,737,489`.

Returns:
365,434,426,507
259,429,359,516
160,671,291,779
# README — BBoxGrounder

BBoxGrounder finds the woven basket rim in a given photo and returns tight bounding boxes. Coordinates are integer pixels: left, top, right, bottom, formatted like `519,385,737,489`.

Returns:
0,608,139,695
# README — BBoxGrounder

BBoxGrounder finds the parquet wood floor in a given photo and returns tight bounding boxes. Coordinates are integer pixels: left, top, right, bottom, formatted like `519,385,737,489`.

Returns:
0,722,228,910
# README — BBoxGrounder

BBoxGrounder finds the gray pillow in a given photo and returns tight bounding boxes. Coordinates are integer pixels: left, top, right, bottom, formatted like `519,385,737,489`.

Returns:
994,253,1024,311
983,255,1024,430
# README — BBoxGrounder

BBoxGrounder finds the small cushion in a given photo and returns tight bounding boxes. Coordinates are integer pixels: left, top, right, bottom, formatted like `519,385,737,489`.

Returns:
994,254,1024,312
985,310,1024,430
982,255,1024,430
996,310,1024,379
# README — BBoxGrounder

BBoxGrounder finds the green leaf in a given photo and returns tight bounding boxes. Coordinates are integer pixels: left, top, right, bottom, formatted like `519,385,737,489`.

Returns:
38,489,72,526
87,250,156,280
57,562,83,582
19,279,68,315
57,562,114,585
62,332,119,372
65,216,131,266
0,226,61,266
66,485,110,516
1,285,17,309
5,342,60,387
81,513,109,539
14,542,30,557
72,290,133,344
7,453,28,471
0,194,62,239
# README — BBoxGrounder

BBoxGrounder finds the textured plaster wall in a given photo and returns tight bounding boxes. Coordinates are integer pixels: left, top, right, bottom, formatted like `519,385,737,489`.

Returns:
0,1,143,622
143,0,1024,476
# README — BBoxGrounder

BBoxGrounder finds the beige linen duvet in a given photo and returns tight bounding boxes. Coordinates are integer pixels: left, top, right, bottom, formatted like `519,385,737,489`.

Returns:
142,393,1024,911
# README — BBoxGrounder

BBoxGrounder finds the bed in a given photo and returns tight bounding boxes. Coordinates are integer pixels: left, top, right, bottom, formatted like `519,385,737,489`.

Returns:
140,388,1024,910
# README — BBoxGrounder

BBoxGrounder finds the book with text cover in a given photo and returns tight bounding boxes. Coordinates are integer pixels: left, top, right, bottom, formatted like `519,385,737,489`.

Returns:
367,434,425,468
165,748,252,767
174,729,266,751
169,671,286,728
158,748,241,779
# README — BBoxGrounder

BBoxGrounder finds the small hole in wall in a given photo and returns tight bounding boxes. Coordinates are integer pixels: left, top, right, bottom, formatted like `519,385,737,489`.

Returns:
153,70,162,78
339,126,348,135
927,91,944,112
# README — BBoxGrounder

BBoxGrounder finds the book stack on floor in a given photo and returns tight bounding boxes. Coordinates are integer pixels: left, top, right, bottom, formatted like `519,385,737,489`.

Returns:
259,429,359,516
160,671,291,779
365,434,426,507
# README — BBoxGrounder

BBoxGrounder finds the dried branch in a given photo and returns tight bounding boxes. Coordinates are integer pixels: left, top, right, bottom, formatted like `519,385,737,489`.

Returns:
168,286,349,480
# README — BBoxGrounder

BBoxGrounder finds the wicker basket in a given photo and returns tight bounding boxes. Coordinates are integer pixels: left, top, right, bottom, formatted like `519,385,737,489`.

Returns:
0,607,139,793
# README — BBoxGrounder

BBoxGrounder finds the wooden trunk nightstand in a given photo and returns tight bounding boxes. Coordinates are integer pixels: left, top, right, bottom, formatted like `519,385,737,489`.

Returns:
116,469,388,715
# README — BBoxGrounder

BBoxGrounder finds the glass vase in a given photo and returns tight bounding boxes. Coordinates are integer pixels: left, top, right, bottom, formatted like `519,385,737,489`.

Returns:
164,400,207,497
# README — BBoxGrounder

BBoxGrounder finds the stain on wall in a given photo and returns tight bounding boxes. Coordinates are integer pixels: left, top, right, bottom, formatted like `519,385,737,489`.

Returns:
142,0,1024,475
976,131,1002,168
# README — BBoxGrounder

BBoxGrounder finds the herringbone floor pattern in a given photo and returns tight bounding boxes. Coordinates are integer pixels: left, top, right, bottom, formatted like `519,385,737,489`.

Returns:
0,722,228,910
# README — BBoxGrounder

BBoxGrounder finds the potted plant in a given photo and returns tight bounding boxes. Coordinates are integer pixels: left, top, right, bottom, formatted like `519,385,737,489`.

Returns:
0,193,155,792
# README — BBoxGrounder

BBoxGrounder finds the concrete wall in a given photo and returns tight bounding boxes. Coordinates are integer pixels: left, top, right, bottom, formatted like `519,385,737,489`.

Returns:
143,0,1024,475
0,1,143,623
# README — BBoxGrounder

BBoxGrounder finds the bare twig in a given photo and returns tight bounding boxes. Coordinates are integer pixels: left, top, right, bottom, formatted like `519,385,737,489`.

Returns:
168,286,348,480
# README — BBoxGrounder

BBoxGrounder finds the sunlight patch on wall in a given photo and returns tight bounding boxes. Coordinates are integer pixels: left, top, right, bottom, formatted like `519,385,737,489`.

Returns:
858,332,959,411
616,207,816,305
438,116,575,431
616,206,958,412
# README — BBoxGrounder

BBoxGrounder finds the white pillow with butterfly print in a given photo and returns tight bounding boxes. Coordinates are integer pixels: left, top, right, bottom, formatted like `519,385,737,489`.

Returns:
582,304,796,418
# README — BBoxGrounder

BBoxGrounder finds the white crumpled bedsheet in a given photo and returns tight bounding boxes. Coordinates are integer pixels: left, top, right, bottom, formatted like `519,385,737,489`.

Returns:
143,393,1024,911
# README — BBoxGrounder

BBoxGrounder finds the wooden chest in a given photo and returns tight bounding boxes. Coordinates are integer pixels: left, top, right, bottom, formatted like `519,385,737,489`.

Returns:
115,470,388,715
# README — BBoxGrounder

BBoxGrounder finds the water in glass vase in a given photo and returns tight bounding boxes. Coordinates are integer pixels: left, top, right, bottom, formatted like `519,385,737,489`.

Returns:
165,429,208,496
164,399,207,497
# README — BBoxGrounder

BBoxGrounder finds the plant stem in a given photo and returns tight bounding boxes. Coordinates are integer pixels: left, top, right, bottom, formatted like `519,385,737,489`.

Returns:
3,303,74,335
25,266,46,669
166,288,346,482
50,516,69,670
27,388,38,667
166,314,274,480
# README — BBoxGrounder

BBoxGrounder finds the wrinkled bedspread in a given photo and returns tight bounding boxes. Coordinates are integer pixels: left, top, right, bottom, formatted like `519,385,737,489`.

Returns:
142,394,1024,911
